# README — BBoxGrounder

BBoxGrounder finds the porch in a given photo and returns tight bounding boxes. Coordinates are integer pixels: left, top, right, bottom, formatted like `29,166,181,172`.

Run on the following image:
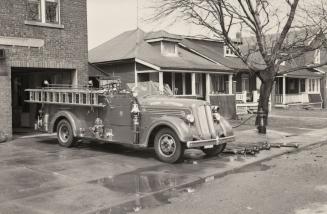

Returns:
274,74,322,108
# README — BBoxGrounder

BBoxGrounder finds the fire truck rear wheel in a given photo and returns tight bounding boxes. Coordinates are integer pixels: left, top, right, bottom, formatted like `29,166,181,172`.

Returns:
202,143,226,157
57,119,77,148
154,128,184,164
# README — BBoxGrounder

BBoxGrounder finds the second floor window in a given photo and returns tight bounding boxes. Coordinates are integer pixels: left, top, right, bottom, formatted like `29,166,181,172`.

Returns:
27,0,41,21
27,0,60,24
314,49,321,64
224,45,237,57
46,0,59,23
162,41,178,56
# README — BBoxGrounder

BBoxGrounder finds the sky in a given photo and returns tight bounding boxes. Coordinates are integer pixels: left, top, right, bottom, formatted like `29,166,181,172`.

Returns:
87,0,209,50
87,0,323,50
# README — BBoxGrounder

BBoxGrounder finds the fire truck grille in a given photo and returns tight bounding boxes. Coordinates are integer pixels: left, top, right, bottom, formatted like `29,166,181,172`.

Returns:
196,105,216,139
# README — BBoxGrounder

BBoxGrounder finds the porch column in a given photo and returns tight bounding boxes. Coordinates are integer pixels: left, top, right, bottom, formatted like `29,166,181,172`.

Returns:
256,77,261,90
134,62,138,86
282,75,286,105
305,79,309,93
228,74,233,94
159,71,164,92
182,73,186,95
191,73,196,96
206,73,211,102
171,72,175,94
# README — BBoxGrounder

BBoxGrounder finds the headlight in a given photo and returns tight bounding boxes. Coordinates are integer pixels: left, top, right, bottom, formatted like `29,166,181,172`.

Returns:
211,105,220,113
185,114,195,124
213,113,221,122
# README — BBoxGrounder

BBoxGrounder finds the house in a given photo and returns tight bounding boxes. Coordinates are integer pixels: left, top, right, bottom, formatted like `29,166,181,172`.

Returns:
89,29,326,117
272,32,327,109
89,29,264,117
0,0,88,138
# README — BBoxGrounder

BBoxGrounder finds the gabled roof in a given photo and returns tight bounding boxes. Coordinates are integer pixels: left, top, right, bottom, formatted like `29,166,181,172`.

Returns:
89,29,143,63
89,29,233,72
180,38,248,70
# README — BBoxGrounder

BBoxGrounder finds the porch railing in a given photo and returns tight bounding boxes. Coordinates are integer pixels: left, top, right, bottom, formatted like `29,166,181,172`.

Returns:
275,93,309,104
235,91,247,103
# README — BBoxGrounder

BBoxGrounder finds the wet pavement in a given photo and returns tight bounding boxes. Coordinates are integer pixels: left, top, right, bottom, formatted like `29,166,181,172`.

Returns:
0,127,326,214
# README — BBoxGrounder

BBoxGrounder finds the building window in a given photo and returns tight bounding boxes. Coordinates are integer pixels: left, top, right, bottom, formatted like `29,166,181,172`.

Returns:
162,41,177,56
27,0,41,21
309,79,320,93
210,74,226,94
27,0,60,24
224,45,237,57
45,0,59,23
314,49,321,64
195,73,203,96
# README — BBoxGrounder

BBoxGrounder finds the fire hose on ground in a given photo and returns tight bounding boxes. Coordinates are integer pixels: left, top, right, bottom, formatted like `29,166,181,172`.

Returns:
223,112,299,156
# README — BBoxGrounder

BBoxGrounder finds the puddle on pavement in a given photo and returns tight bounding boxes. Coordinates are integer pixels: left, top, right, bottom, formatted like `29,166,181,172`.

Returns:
89,161,273,214
88,164,202,195
87,164,206,214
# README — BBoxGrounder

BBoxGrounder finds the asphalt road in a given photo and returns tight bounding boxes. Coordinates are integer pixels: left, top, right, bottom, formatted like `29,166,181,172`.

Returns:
136,141,327,214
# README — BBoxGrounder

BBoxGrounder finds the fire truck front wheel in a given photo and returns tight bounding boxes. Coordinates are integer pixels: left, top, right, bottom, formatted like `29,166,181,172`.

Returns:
154,128,184,163
57,119,77,147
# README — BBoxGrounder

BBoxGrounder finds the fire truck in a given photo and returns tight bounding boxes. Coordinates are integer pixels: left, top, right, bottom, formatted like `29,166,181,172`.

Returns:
25,80,235,163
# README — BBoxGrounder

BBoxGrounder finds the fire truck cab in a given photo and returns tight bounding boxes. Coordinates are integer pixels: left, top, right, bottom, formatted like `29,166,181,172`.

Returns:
25,80,235,163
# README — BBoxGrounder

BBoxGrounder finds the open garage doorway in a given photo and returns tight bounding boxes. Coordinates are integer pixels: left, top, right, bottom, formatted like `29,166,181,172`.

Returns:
11,67,75,135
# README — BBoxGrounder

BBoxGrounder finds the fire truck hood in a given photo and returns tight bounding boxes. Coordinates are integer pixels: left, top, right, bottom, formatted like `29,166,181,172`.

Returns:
138,96,209,108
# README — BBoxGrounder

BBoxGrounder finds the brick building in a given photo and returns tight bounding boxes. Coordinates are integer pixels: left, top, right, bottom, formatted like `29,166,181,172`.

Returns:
0,0,88,138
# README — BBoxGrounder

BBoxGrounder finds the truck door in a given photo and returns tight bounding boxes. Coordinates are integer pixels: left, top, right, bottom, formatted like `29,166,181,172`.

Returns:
101,94,134,144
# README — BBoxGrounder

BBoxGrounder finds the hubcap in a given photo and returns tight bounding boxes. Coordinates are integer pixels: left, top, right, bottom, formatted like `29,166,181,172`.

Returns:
158,134,176,158
59,124,70,143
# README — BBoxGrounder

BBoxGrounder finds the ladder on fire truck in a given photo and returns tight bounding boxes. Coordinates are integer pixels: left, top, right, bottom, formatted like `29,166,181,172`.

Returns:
25,86,106,107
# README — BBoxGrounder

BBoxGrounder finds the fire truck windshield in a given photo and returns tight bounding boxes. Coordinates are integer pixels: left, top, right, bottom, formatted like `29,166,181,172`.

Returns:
127,81,173,97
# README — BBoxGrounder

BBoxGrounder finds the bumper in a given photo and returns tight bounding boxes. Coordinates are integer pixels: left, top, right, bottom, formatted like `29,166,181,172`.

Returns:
186,135,235,148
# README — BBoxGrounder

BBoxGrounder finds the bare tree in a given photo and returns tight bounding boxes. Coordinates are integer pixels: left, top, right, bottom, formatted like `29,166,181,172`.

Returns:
150,0,327,133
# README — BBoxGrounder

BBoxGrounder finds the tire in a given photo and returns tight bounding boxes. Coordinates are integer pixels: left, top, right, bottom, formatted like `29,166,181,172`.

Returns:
202,143,226,157
154,128,184,163
57,119,76,147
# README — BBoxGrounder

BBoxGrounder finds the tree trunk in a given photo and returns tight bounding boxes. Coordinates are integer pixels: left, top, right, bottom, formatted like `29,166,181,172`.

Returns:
255,77,274,133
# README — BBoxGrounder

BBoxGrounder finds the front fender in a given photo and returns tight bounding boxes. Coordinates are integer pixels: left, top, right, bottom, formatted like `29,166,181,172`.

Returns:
142,116,193,147
214,116,234,137
49,111,84,137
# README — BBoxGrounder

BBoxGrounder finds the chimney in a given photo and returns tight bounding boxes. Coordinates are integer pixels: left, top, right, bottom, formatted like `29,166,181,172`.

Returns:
235,32,243,45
